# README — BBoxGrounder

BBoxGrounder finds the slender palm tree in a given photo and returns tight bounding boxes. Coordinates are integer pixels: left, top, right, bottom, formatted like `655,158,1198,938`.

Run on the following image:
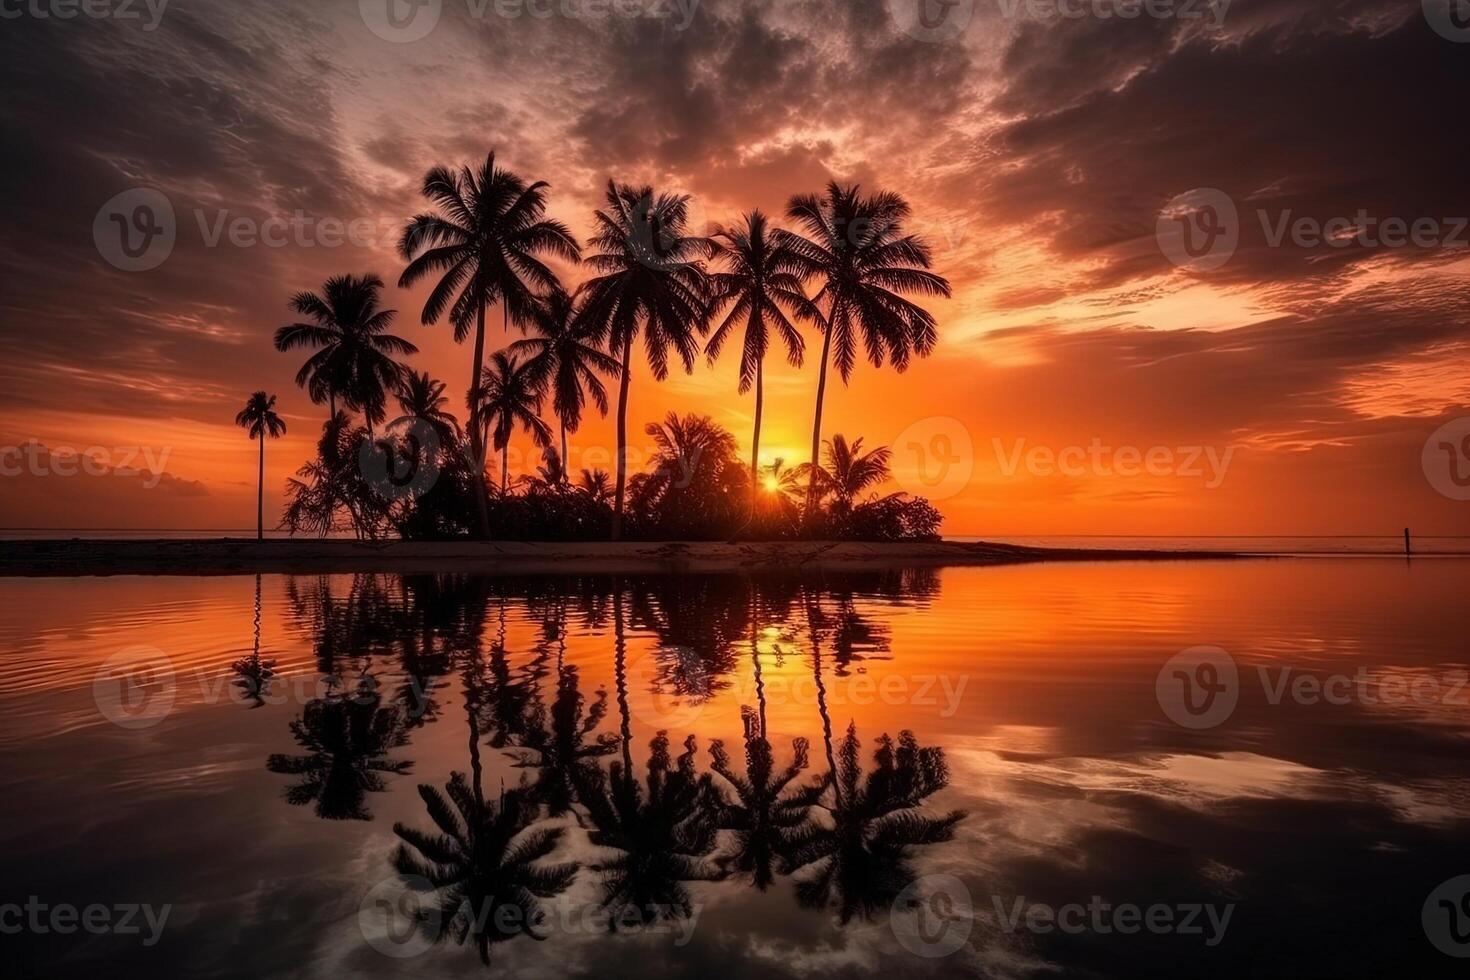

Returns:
576,181,713,539
471,351,553,492
398,153,580,461
781,183,951,520
396,370,462,444
235,391,286,540
273,274,418,428
803,435,893,516
706,210,817,523
508,286,620,478
391,779,579,964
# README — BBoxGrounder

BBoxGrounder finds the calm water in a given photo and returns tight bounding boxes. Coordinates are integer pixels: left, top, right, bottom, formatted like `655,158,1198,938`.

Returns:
2,561,1469,978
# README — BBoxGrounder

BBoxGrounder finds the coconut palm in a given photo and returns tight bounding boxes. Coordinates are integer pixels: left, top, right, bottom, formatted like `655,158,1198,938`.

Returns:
395,370,462,444
803,435,893,516
273,274,418,428
578,468,612,504
235,391,287,540
508,286,620,478
706,210,817,523
781,183,951,519
390,779,579,965
512,663,619,816
471,351,553,492
707,732,817,890
576,181,713,539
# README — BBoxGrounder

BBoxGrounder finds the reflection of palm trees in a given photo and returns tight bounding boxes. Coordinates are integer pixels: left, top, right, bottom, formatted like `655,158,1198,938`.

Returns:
392,779,579,965
514,663,618,817
266,679,411,820
575,732,723,925
231,574,277,707
708,731,816,891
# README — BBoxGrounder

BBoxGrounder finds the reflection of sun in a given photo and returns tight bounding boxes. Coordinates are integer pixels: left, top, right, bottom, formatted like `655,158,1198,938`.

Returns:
762,475,781,493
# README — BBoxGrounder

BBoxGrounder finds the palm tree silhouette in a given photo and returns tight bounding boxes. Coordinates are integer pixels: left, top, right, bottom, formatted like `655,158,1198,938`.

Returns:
513,662,619,816
781,183,951,519
707,731,817,890
802,434,893,517
706,210,817,525
784,723,964,922
577,467,613,504
265,678,412,821
398,153,579,451
471,351,552,492
273,274,418,428
391,779,579,965
576,181,713,539
235,391,286,540
230,573,276,706
395,370,462,444
508,285,621,479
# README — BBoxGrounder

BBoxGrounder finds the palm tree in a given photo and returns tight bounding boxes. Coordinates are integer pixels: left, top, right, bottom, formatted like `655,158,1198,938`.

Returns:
760,457,803,509
706,210,817,523
398,153,580,457
471,351,553,492
707,733,817,890
512,663,619,816
578,468,612,504
508,286,621,478
396,370,462,444
576,181,713,539
273,274,418,428
391,779,579,964
781,183,951,520
235,391,286,540
804,435,893,516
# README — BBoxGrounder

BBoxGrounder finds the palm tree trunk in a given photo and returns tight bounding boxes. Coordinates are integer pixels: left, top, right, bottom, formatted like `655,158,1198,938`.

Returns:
470,303,492,540
560,421,569,485
256,435,265,541
329,393,336,419
501,444,509,492
805,588,840,809
611,336,633,541
804,325,835,527
613,582,632,773
750,357,765,528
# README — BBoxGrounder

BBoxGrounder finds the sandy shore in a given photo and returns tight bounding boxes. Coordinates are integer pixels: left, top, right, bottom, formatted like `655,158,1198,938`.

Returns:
0,538,1245,577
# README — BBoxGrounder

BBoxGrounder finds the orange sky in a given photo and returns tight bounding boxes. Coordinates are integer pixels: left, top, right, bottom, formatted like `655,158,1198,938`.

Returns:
1,0,1467,536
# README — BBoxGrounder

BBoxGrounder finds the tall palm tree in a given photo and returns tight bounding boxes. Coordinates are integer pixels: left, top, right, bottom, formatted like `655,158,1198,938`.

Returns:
576,181,713,539
395,370,462,444
471,351,553,492
273,274,418,428
804,434,893,516
508,286,620,478
781,183,951,520
235,391,286,540
391,779,579,964
706,210,817,523
398,153,580,464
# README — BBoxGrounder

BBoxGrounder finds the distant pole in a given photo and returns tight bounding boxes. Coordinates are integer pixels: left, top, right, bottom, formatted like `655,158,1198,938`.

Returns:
1404,527,1412,558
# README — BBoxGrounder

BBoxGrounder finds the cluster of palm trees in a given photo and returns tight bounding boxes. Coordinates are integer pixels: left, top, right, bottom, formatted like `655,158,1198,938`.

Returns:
254,572,964,962
238,152,950,541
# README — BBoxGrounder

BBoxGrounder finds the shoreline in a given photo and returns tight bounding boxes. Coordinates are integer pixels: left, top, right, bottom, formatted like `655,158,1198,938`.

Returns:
0,537,1251,577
